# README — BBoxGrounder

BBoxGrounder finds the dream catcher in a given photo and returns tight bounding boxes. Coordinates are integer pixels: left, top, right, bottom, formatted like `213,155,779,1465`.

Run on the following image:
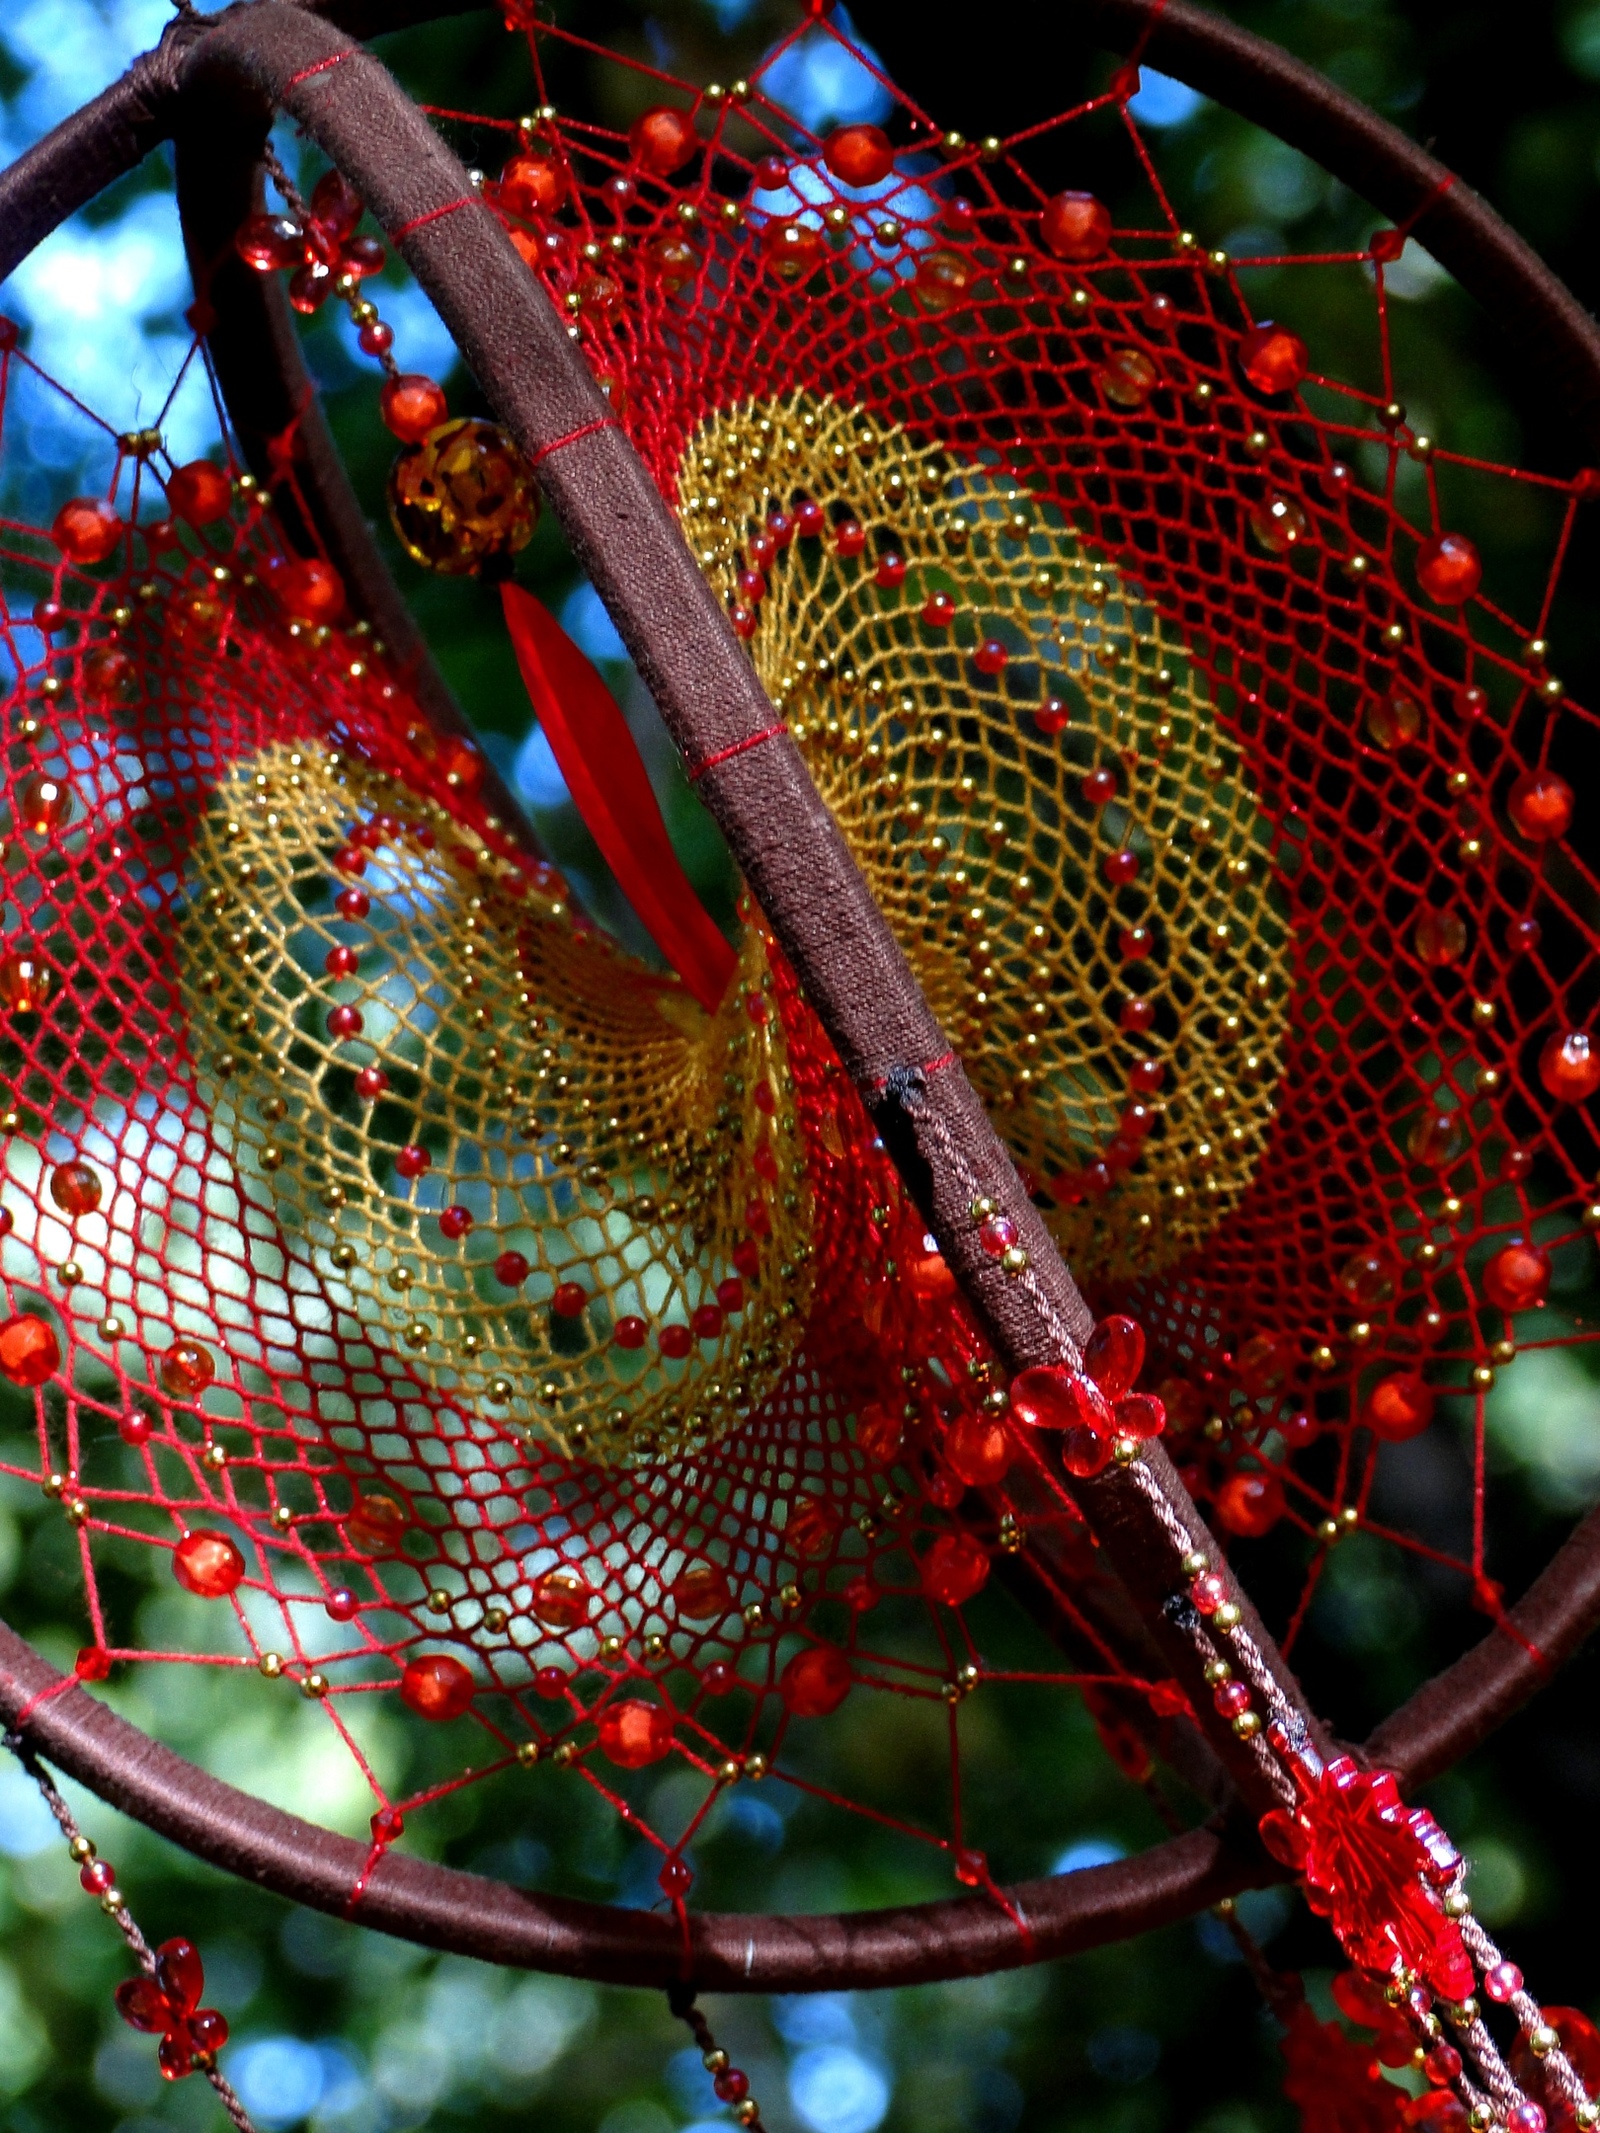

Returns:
1,2,1600,2128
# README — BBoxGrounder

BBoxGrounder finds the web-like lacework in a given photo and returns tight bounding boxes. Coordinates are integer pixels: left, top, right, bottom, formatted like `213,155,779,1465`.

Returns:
0,7,1596,1934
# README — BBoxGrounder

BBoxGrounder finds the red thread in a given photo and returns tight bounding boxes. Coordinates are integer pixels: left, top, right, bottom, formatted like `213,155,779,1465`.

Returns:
869,1050,957,1094
686,722,788,780
528,416,615,467
283,51,354,91
13,1675,79,1729
1396,169,1458,239
390,195,479,243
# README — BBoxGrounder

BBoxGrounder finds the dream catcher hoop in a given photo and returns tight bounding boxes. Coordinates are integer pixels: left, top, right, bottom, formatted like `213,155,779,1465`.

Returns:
3,3,1600,2128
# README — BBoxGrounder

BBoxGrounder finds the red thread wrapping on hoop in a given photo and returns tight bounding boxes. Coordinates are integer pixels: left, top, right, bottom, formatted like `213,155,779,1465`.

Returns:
389,196,480,243
283,51,355,91
527,415,616,467
686,722,788,781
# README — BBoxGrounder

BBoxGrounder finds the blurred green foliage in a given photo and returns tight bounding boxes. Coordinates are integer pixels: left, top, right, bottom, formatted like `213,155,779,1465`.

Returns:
3,3,1600,2130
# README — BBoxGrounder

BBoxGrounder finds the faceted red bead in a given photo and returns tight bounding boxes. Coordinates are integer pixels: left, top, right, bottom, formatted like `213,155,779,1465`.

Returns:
1509,768,1573,841
552,1281,588,1318
370,1803,405,1843
1507,2109,1546,2133
345,1492,407,1555
327,1003,364,1040
401,1652,475,1721
394,1144,430,1180
75,1646,111,1683
978,1212,1018,1256
1365,1372,1434,1443
1483,1242,1551,1311
438,1205,473,1241
954,1847,988,1888
167,460,233,527
161,1340,215,1399
659,1855,693,1900
353,1065,387,1101
379,373,450,445
597,1698,674,1767
235,212,303,272
1099,346,1159,408
1238,321,1309,395
50,1161,103,1216
52,497,123,565
1416,532,1482,604
1083,1314,1144,1398
1040,190,1111,260
630,106,699,177
496,153,565,219
0,949,52,1016
274,556,344,624
173,1529,244,1599
612,1316,646,1349
494,1250,530,1288
659,1322,693,1360
1215,1469,1285,1537
782,1643,852,1716
673,1563,732,1619
944,1411,1013,1488
1010,1365,1114,1437
532,1567,591,1630
824,123,894,188
1540,1029,1600,1102
914,249,974,312
786,1496,842,1560
921,1531,990,1606
690,1301,722,1339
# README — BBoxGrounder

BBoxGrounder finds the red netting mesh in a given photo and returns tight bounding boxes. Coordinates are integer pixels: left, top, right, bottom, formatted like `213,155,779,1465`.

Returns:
0,10,1596,1911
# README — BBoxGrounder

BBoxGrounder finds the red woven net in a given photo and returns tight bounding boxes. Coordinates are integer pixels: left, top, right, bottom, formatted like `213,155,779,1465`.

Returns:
0,10,1595,1911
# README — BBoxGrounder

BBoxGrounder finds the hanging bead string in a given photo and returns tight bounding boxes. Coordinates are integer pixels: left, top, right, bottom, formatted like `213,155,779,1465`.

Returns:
666,1986,767,2130
1,1733,258,2133
256,145,401,380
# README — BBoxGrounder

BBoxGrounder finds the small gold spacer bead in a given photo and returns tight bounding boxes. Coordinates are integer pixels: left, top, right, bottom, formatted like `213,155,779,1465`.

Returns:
1471,1364,1496,1391
301,1671,329,1699
515,1740,542,1767
1111,1435,1140,1466
1213,1601,1241,1631
1180,1550,1209,1578
259,1652,284,1679
1232,1710,1262,1740
100,1890,124,1915
68,1836,94,1863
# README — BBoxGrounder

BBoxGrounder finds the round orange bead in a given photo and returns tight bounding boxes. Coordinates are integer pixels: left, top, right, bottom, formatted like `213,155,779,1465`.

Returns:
345,1492,407,1555
824,123,894,189
671,1562,732,1620
781,1644,852,1717
1365,1372,1434,1443
0,1314,60,1387
1040,190,1111,261
1215,1469,1285,1536
173,1529,245,1599
401,1652,475,1721
920,1531,991,1607
1237,321,1309,395
52,497,123,565
785,1497,842,1560
16,775,71,835
49,1162,102,1217
597,1697,674,1768
1099,347,1159,408
273,557,344,624
1482,1242,1550,1313
160,1339,216,1399
532,1567,591,1631
166,461,233,526
943,1411,1013,1488
0,950,52,1016
629,106,698,177
495,153,565,219
1540,1029,1600,1103
380,373,448,445
1507,768,1573,842
1416,532,1481,604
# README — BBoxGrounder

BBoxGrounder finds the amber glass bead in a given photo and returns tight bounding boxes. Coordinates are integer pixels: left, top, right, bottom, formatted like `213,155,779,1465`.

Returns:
532,1567,591,1630
380,373,449,446
1099,347,1158,408
598,1698,674,1767
82,645,135,702
388,418,538,576
1365,1372,1434,1443
1413,908,1467,967
1366,688,1423,751
780,1644,852,1717
167,461,233,526
1508,768,1573,842
913,249,972,311
160,1339,216,1399
629,106,698,177
495,153,565,219
1416,532,1482,604
1250,494,1306,555
764,220,825,283
823,123,894,188
1040,190,1111,260
672,1562,732,1619
920,1531,991,1607
50,1162,102,1216
1337,1248,1394,1308
16,775,70,835
0,949,52,1017
52,497,123,565
0,1314,60,1387
1215,1469,1285,1536
401,1653,475,1721
173,1529,245,1598
345,1491,407,1555
1237,321,1308,395
785,1496,842,1560
1482,1242,1550,1312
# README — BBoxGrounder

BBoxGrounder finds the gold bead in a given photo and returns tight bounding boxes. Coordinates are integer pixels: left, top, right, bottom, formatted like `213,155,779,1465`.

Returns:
1232,1710,1262,1740
642,1634,667,1662
427,1588,452,1615
1442,1888,1471,1918
1471,1364,1496,1391
483,1606,508,1634
1318,1517,1340,1545
202,1442,227,1470
1111,1434,1140,1466
516,1740,542,1767
1001,1245,1029,1275
1348,1320,1373,1346
1490,1338,1515,1365
100,1889,124,1915
64,1498,89,1526
1471,998,1496,1025
1584,1204,1600,1230
259,1652,284,1679
272,1505,295,1531
1180,1549,1209,1577
598,1634,624,1660
301,1671,329,1699
68,1836,94,1863
1531,2025,1559,2057
778,1582,802,1612
744,1752,768,1780
1213,1601,1241,1631
56,1261,82,1287
1311,1344,1337,1373
742,1601,766,1629
99,1314,125,1341
1203,1658,1232,1685
550,1742,575,1767
717,1758,740,1784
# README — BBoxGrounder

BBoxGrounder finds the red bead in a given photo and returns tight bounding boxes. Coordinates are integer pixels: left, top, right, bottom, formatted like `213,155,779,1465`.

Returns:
1482,1242,1550,1312
496,153,565,219
944,1411,1012,1488
1082,767,1118,806
613,1316,646,1349
978,1212,1018,1256
325,1587,358,1622
119,1412,151,1447
767,509,795,547
1483,1961,1523,2004
1507,2110,1546,2133
824,123,894,188
370,1804,405,1843
493,1250,530,1288
856,1399,903,1465
1455,683,1488,720
794,499,824,537
235,212,303,272
335,887,370,920
874,551,906,589
665,1563,730,1629
1010,1364,1114,1434
327,1004,364,1040
16,773,72,838
1129,1059,1165,1094
552,1281,588,1319
394,1144,430,1180
747,531,775,569
274,556,344,624
1114,1392,1165,1440
1119,998,1155,1034
1338,1248,1398,1308
354,1065,387,1101
630,106,699,177
50,1161,102,1216
736,568,765,602
379,373,450,445
1509,917,1542,954
1508,767,1573,840
831,518,866,558
921,591,955,628
345,1492,407,1555
357,320,394,356
659,1322,693,1359
1083,1315,1144,1399
75,1646,111,1682
1190,1569,1228,1614
1098,346,1159,408
713,2066,750,2103
166,461,232,527
332,845,367,876
786,1497,842,1560
1040,190,1111,261
1035,698,1069,735
1540,1029,1600,1102
753,155,789,191
729,602,758,640
715,1276,744,1313
438,1205,472,1241
920,1530,991,1607
1237,321,1308,395
1213,1679,1251,1719
1364,1373,1434,1443
161,1340,215,1399
173,1529,245,1599
324,944,360,979
658,1855,693,1900
533,1570,595,1637
311,170,364,241
1416,532,1481,604
52,497,123,565
953,1847,988,1887
1424,2045,1462,2087
691,1301,722,1339
1215,1469,1285,1536
401,1653,475,1721
1103,849,1140,885
0,949,52,1017
80,1856,115,1893
973,638,1008,675
782,1643,852,1716
598,1697,674,1767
